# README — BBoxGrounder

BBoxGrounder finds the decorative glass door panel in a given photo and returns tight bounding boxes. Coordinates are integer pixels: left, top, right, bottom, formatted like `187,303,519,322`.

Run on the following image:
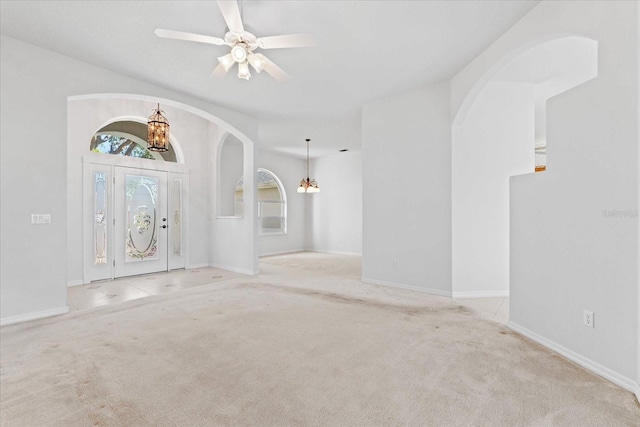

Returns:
171,179,181,257
168,174,186,270
125,175,159,262
94,171,109,266
84,164,113,283
115,168,168,277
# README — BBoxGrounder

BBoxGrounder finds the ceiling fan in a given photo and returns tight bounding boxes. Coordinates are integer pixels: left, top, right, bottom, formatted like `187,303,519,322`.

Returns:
154,0,315,82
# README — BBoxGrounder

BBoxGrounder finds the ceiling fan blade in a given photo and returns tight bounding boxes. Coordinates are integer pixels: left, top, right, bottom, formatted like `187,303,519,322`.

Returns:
155,29,226,46
255,54,290,82
211,62,230,78
257,33,316,49
217,0,244,33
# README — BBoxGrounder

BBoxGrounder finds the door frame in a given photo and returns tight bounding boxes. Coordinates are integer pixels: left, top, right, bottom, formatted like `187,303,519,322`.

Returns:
82,153,189,283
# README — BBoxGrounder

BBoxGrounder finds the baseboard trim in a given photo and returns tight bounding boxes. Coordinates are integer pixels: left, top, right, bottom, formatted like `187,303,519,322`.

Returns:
67,279,85,287
259,250,306,258
310,250,363,256
188,263,210,269
452,290,509,298
508,321,639,399
1,306,69,327
361,277,452,298
211,264,258,276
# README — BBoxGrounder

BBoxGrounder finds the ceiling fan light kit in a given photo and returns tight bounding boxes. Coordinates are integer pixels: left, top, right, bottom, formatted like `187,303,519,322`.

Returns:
247,54,265,73
237,61,251,80
218,53,235,71
155,0,316,82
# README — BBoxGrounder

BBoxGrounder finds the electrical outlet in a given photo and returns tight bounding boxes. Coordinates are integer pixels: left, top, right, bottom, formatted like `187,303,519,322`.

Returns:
583,310,594,328
392,260,400,268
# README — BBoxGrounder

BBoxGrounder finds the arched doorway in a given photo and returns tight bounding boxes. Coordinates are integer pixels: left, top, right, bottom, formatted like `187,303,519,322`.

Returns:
83,117,189,281
451,36,598,298
67,94,259,285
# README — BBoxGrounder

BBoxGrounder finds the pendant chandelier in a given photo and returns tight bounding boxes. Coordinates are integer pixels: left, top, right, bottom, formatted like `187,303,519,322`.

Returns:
297,138,320,193
147,103,170,152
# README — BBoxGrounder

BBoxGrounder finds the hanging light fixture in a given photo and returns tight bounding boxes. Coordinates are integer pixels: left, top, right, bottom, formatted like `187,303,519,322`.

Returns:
298,138,320,193
147,103,170,152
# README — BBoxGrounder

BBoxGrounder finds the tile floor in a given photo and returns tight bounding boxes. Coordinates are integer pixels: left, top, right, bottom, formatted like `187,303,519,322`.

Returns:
68,256,509,324
454,296,509,324
67,267,242,312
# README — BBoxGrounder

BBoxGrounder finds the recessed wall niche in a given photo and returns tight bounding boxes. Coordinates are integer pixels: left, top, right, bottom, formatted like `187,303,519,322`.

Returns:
217,134,244,217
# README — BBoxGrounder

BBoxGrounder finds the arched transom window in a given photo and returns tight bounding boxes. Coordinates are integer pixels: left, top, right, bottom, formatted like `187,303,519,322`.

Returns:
90,120,177,162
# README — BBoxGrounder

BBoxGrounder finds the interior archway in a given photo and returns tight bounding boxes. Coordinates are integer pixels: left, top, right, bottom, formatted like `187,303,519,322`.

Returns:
256,168,287,235
451,36,598,297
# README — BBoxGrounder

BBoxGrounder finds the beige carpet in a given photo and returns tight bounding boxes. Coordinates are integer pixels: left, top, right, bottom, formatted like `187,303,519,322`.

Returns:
1,253,639,426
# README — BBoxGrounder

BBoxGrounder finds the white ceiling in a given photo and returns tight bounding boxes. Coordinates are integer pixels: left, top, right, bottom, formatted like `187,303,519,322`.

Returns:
0,0,539,157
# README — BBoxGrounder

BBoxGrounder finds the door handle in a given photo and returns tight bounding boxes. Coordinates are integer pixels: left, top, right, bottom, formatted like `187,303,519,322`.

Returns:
161,225,168,229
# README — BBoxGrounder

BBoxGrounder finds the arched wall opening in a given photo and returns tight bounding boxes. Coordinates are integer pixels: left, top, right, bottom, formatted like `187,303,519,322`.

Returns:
256,168,287,236
66,94,258,284
210,129,258,275
451,36,598,297
229,166,288,237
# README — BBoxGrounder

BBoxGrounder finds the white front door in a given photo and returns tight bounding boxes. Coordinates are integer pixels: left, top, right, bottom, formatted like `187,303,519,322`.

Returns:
114,167,168,277
83,158,188,283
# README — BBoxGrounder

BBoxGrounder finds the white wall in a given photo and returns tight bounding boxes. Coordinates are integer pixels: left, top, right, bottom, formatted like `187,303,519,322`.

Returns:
451,0,639,395
309,150,363,255
256,149,307,257
452,82,535,297
362,81,452,295
0,35,259,323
